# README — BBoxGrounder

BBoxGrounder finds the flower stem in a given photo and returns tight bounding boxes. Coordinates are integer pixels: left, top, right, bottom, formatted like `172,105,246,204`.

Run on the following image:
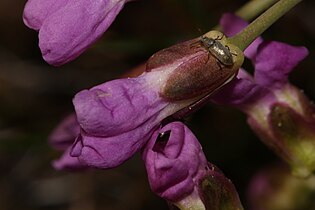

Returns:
228,0,303,51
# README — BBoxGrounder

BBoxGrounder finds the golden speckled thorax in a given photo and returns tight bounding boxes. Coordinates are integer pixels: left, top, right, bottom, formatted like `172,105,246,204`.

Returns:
199,35,234,66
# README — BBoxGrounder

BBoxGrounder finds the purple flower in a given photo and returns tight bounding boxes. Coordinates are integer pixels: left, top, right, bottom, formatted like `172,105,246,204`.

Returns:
48,114,87,170
23,0,129,66
46,22,244,170
65,36,243,170
142,121,243,210
213,14,314,177
70,76,171,169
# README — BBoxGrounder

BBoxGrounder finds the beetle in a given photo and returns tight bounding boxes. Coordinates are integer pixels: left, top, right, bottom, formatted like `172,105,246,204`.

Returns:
193,35,234,66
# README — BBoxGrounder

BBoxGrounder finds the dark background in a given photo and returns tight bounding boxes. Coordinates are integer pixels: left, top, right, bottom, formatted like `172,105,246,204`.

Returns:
1,0,315,209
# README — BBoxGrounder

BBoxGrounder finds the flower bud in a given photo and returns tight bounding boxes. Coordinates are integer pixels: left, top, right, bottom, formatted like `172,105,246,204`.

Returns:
147,31,244,101
23,0,128,66
248,84,315,177
198,163,244,210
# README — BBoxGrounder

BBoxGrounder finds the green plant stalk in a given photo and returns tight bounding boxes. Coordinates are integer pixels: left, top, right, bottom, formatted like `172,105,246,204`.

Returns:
228,0,303,51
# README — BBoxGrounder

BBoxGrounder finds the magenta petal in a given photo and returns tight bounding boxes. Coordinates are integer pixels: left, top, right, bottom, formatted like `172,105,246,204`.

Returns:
254,41,309,87
71,65,204,169
38,0,126,66
73,78,168,137
71,121,158,169
212,76,272,109
23,0,69,30
142,122,208,202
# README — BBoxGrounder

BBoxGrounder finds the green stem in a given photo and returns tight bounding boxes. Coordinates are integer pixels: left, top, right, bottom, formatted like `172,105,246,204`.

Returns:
229,0,302,51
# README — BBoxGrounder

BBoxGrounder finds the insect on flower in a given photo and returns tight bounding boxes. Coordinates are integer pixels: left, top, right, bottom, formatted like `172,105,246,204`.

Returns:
200,35,234,66
146,30,243,110
191,32,236,68
160,31,243,120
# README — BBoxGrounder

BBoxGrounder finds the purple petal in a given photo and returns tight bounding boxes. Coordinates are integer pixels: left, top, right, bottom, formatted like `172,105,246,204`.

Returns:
142,122,207,202
38,0,126,66
49,114,80,151
254,41,309,87
71,120,158,168
211,75,272,110
220,13,263,59
73,77,168,137
23,0,69,30
236,68,254,80
71,73,173,169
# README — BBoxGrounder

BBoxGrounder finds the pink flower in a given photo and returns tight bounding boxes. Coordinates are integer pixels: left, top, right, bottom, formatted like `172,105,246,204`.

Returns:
50,35,242,170
23,0,129,66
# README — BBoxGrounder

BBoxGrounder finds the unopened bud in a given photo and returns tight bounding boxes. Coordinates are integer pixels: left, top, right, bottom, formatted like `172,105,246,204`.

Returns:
269,102,315,177
248,85,315,178
198,163,244,210
147,31,244,101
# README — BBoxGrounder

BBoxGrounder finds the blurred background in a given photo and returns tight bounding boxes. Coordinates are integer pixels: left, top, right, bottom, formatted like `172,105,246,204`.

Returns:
1,0,315,209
